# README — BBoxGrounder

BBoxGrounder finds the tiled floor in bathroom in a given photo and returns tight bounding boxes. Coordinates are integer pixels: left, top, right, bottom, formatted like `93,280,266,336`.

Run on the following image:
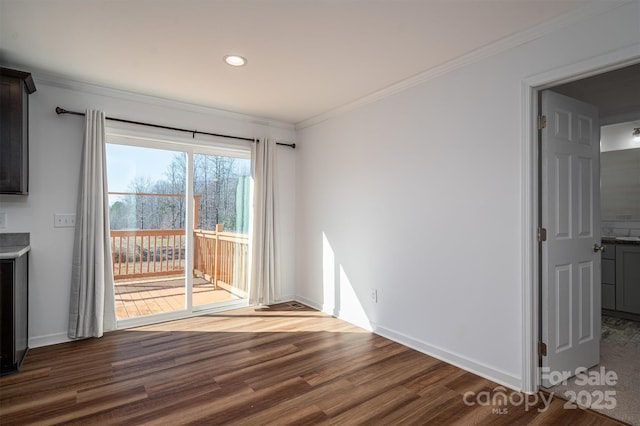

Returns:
602,314,640,348
546,314,640,425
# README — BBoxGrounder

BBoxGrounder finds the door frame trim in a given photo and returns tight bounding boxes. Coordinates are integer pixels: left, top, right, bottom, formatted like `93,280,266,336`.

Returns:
520,45,640,394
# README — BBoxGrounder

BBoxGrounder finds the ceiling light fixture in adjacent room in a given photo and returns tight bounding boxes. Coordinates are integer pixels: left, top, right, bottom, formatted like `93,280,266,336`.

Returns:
633,127,640,142
224,55,247,67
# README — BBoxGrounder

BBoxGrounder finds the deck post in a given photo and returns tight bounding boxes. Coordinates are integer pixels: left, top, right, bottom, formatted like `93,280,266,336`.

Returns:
193,195,201,228
214,224,223,288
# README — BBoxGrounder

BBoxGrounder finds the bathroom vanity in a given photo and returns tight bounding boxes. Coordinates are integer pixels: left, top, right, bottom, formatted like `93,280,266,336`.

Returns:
602,237,640,318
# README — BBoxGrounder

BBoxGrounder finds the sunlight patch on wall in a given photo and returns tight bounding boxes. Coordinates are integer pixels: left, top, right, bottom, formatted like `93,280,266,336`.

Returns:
321,232,372,331
339,265,372,331
322,232,336,315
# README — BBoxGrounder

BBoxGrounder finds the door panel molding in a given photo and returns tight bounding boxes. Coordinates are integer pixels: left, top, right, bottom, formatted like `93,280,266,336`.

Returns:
541,90,600,388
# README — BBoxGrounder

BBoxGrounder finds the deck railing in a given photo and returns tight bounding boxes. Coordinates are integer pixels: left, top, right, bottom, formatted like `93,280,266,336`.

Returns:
194,225,250,297
111,229,186,279
110,226,249,296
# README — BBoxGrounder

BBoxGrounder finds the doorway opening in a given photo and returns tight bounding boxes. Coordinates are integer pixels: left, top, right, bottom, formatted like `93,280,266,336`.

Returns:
529,60,640,424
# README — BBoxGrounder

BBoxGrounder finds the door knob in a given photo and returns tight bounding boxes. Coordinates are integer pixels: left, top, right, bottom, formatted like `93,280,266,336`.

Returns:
593,244,605,253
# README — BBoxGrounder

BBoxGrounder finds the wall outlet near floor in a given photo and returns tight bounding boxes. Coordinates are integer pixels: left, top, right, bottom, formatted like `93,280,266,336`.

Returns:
54,213,76,228
370,288,378,303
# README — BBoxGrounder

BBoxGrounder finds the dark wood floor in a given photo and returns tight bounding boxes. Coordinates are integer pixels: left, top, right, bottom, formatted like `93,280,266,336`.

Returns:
0,303,624,425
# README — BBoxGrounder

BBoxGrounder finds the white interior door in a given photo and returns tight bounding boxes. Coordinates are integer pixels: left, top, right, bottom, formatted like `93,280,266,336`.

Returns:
541,90,601,388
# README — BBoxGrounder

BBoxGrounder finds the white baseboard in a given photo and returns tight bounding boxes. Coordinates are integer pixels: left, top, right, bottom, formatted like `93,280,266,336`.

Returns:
294,295,323,312
374,325,522,392
294,295,522,392
275,294,296,304
29,332,71,348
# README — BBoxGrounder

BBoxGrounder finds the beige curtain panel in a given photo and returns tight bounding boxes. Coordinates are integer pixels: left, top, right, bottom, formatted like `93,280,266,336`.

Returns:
68,109,116,339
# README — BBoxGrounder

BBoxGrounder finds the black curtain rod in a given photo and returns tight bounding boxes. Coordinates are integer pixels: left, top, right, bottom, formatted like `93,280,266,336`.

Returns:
55,107,296,148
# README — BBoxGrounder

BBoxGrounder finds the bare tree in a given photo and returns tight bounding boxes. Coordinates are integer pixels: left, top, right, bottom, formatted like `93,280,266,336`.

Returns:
161,153,187,229
128,176,153,229
110,153,249,233
195,154,239,230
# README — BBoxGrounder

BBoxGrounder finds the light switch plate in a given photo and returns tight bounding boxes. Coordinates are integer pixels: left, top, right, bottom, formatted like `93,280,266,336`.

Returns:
54,213,76,228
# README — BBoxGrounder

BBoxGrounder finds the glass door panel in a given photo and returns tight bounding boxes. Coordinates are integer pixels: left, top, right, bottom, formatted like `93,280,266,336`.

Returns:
192,153,251,309
106,144,187,320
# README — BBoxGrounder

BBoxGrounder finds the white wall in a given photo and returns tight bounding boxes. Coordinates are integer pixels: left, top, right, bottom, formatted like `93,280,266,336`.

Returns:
294,1,640,390
0,77,296,347
601,120,640,152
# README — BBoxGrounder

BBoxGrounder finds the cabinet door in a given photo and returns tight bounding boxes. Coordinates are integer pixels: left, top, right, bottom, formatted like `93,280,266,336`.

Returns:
0,75,28,194
615,245,640,315
602,258,615,284
13,254,28,365
602,242,615,260
0,255,28,374
602,284,616,310
0,259,16,370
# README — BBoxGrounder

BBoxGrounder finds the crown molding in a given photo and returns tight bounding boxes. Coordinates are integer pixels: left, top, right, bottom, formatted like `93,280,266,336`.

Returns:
31,71,296,132
295,0,631,130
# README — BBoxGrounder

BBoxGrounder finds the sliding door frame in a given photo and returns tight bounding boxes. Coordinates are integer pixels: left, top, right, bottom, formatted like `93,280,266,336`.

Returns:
106,125,252,329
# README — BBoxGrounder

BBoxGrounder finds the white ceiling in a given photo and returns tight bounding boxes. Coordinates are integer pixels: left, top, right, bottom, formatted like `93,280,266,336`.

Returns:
1,0,592,124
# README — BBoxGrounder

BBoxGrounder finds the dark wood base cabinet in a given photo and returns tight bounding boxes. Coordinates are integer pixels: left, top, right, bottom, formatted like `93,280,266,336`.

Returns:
0,254,29,375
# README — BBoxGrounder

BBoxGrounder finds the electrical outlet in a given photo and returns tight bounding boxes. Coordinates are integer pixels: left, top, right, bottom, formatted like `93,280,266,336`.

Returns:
54,213,76,228
370,288,378,303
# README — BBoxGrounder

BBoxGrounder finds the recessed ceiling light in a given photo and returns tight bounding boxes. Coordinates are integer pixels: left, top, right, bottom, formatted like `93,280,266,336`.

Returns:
224,55,247,67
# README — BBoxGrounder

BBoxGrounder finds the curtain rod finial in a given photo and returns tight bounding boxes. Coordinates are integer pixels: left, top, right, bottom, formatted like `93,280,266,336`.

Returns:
55,106,66,115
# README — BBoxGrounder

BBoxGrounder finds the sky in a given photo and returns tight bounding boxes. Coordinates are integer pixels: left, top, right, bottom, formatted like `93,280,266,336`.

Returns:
106,144,181,193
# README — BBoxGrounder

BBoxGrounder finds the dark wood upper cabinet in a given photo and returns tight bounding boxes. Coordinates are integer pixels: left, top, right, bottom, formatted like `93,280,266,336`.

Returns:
0,67,36,195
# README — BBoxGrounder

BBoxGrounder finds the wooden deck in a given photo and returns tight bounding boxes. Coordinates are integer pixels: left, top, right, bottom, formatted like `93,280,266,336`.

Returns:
114,276,240,319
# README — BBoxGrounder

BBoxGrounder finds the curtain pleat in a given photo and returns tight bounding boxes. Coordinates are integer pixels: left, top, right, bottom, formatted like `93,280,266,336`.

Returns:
68,109,116,339
249,138,280,305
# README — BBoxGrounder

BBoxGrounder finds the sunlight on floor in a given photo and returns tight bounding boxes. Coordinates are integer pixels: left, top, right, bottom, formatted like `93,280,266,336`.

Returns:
126,303,372,334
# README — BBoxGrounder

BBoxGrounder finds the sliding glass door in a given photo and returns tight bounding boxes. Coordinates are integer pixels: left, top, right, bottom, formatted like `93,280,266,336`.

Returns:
105,133,251,325
192,153,251,310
